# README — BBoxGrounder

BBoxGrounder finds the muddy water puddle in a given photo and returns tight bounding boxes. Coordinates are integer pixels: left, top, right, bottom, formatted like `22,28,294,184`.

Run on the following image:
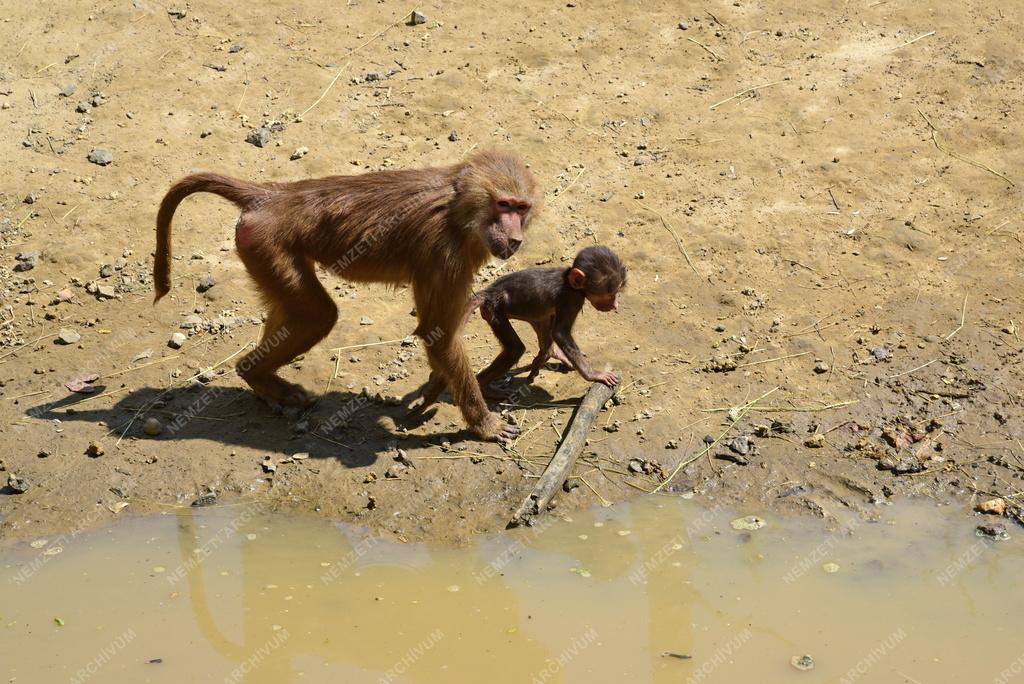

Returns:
2,499,1022,683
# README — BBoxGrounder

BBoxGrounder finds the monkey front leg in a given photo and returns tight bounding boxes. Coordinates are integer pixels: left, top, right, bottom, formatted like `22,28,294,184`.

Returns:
413,285,518,441
552,330,619,387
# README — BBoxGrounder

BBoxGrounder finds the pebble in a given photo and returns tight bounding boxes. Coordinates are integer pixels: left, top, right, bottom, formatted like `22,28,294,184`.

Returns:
976,498,1006,516
871,346,891,361
246,127,272,148
360,316,374,326
23,193,36,204
168,332,187,349
728,435,752,455
408,10,427,25
924,335,940,343
976,523,1009,541
448,131,459,142
168,7,186,17
196,274,216,292
99,263,114,278
88,148,114,166
86,441,105,458
96,284,117,299
143,417,163,436
76,101,92,114
192,493,218,507
730,515,766,531
791,654,814,671
14,251,38,272
813,361,829,374
57,328,81,344
59,84,77,97
229,44,243,53
200,129,213,138
6,473,29,494
678,21,689,29
180,314,204,328
290,146,309,161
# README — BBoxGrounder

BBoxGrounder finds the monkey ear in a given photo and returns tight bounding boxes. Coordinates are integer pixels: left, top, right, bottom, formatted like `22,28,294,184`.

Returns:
568,267,587,290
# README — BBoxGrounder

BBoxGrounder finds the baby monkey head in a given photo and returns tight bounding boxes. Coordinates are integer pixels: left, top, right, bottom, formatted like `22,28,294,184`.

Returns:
567,245,627,312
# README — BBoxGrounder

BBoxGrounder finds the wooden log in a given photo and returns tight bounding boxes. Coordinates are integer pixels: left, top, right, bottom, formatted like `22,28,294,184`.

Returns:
507,381,617,528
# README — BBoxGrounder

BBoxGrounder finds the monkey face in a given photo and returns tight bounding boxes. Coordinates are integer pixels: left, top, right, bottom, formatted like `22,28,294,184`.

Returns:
484,196,531,259
587,291,619,312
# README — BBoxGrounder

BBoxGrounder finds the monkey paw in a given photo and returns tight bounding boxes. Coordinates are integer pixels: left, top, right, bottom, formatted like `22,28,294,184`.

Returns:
473,412,520,443
247,375,314,408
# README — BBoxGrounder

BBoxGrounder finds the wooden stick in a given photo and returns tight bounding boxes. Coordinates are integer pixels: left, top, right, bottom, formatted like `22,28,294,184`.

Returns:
507,381,616,528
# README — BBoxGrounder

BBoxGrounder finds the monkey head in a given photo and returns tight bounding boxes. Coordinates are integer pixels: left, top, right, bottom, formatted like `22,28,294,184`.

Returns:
453,149,540,260
568,245,627,312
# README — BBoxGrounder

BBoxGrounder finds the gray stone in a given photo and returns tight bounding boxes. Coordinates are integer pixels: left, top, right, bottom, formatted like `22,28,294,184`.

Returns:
76,101,92,113
196,274,216,292
14,251,39,272
169,332,187,349
87,148,113,166
57,328,81,345
59,84,77,97
408,10,427,25
96,284,117,299
246,127,272,147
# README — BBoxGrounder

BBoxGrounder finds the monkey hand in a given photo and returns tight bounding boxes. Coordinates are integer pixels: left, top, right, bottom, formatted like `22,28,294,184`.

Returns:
473,411,520,443
589,370,619,387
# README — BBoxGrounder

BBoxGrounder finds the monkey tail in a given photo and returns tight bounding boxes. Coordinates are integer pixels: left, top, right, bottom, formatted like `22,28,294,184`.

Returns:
154,172,268,302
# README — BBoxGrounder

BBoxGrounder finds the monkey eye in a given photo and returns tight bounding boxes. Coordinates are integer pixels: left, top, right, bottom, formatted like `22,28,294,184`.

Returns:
496,199,511,209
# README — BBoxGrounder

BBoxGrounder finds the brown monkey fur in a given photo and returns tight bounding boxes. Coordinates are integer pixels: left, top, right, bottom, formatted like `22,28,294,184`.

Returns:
153,149,540,441
414,245,626,412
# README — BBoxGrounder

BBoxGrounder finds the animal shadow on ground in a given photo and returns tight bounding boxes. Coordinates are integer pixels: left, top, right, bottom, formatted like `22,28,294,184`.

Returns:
24,372,563,467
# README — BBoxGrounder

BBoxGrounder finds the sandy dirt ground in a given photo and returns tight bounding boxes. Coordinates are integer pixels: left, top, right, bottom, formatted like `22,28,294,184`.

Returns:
1,0,1023,546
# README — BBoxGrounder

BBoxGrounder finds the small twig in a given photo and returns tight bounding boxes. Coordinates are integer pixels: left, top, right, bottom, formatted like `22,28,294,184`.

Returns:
736,351,810,369
890,30,935,51
579,475,612,506
653,387,778,493
827,187,841,212
701,399,858,414
945,294,968,341
887,359,937,379
329,337,407,353
710,79,787,110
548,166,585,204
686,37,723,61
297,10,412,118
635,201,699,275
919,110,1014,186
0,332,60,362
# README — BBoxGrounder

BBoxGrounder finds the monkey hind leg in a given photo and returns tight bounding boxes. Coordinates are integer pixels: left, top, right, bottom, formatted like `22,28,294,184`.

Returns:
236,246,338,407
409,370,446,415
